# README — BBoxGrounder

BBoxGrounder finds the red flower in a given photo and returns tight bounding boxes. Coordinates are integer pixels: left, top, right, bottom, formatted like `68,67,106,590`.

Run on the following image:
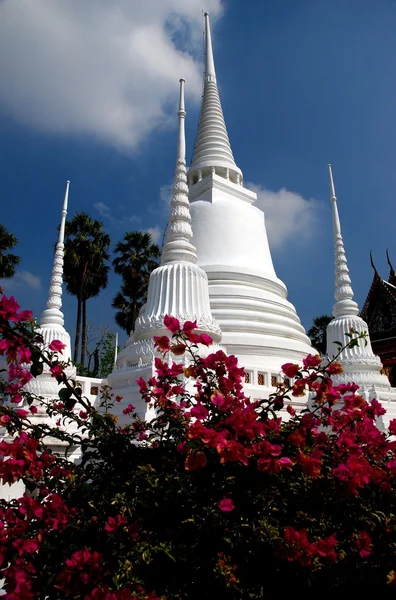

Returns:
218,498,235,512
326,361,343,375
136,377,148,395
185,451,207,471
16,409,28,419
355,531,372,558
79,411,88,420
389,419,396,436
315,534,338,562
182,320,197,335
170,343,186,356
104,514,128,533
163,315,180,334
282,363,300,378
49,340,67,353
50,364,63,378
302,354,322,369
153,335,171,353
298,451,322,479
190,402,209,420
199,332,213,346
13,538,39,556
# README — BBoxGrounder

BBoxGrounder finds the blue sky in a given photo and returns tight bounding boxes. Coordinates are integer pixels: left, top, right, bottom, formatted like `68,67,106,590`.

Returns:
1,0,395,346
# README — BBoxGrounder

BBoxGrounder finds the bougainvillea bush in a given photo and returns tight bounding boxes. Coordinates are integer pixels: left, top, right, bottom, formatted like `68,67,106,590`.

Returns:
1,292,396,599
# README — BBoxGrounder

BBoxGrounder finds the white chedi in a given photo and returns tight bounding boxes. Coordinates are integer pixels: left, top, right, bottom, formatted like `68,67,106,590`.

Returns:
188,13,312,399
325,164,391,392
108,79,221,421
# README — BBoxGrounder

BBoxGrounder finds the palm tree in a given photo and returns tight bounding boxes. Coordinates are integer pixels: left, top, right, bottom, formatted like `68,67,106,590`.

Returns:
307,314,333,355
0,224,20,279
112,232,160,333
63,213,111,366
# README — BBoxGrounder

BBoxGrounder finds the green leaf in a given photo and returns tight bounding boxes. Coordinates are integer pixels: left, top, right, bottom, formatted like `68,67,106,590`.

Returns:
59,387,73,402
30,361,43,377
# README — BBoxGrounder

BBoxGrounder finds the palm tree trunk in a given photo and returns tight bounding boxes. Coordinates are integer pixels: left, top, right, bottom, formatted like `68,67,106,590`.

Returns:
80,297,87,367
74,296,82,363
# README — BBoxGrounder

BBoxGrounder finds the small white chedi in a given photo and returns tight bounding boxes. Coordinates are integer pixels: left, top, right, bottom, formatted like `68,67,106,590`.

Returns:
107,78,222,420
325,165,396,426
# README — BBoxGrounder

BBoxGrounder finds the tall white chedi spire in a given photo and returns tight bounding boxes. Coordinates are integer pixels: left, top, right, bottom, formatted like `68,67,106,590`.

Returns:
190,13,242,184
325,165,390,391
26,181,76,400
40,180,71,353
188,13,312,396
108,79,221,419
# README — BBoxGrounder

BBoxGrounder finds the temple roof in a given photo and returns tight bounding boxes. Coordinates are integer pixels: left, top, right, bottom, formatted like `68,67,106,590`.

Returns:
360,255,396,336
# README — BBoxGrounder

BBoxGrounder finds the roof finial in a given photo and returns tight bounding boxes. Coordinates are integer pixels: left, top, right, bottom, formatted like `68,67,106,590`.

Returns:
328,164,359,318
370,250,379,276
386,248,396,278
41,180,70,327
203,13,216,83
161,80,197,265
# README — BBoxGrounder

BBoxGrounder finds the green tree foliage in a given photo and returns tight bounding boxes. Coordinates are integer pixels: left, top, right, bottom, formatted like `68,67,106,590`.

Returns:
63,213,110,366
307,314,333,355
77,330,118,379
112,231,160,333
0,224,20,279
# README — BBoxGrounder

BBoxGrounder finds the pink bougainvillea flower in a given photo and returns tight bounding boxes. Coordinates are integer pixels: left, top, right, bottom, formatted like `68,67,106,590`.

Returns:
389,419,396,436
79,411,88,420
16,409,29,419
29,405,38,415
163,315,180,334
104,514,128,533
0,294,20,321
182,320,197,335
218,498,235,512
136,377,148,395
190,402,209,421
17,346,31,364
153,335,171,353
49,340,67,353
50,364,63,378
18,309,33,321
302,354,322,369
355,531,373,558
199,332,213,346
170,343,186,356
282,363,300,378
122,404,135,416
326,361,343,375
185,451,207,471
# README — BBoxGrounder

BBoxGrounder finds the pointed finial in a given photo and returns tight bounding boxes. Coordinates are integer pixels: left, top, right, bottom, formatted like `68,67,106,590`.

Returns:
370,250,379,276
161,81,197,265
328,164,359,318
204,13,216,83
113,332,119,369
386,248,396,278
41,180,70,327
177,78,186,163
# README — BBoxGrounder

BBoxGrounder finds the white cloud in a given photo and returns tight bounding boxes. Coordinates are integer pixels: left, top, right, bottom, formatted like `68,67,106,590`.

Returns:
247,183,323,250
94,201,142,227
94,202,111,217
160,183,173,207
1,271,42,292
0,0,222,149
146,226,163,245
